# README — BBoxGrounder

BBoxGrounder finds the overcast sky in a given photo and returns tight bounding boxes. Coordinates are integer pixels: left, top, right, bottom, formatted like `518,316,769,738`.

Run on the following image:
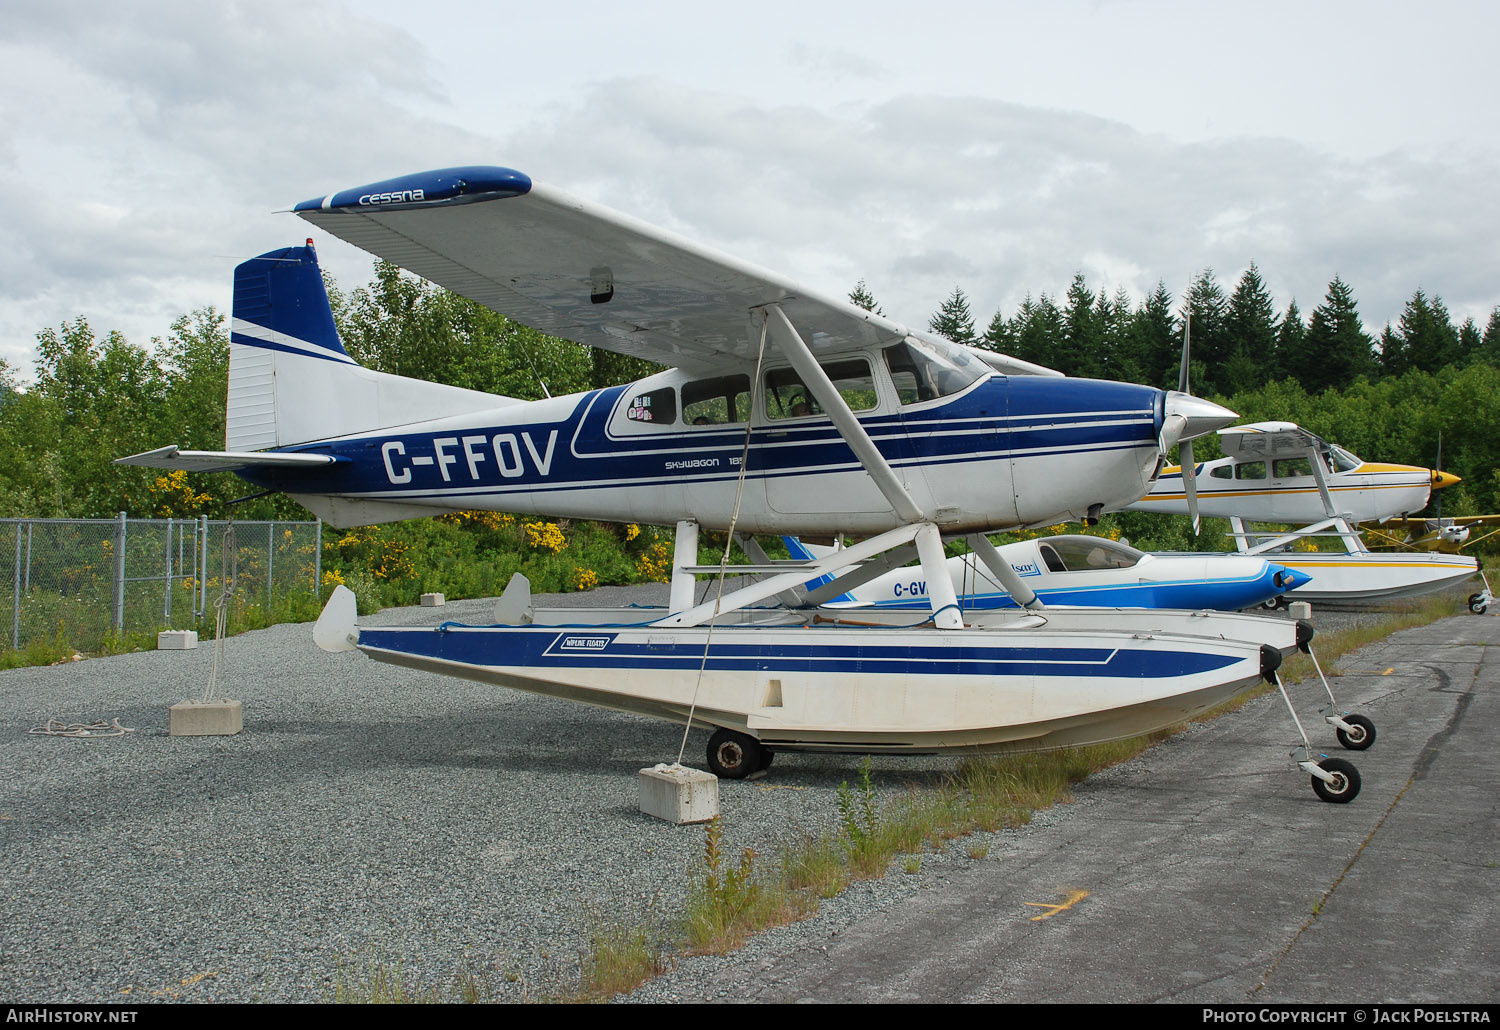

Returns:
3,0,1497,378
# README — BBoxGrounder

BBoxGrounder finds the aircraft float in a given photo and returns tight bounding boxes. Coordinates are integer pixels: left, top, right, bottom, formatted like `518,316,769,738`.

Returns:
119,166,1360,802
1129,421,1486,609
784,534,1311,612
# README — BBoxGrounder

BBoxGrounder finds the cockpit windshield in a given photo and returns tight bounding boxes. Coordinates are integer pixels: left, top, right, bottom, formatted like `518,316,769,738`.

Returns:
883,337,989,405
1328,445,1362,473
1035,536,1145,573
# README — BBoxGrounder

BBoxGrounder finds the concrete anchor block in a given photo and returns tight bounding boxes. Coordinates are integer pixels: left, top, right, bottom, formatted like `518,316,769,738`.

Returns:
1288,601,1313,621
638,764,719,824
157,630,199,650
420,592,446,607
169,699,243,737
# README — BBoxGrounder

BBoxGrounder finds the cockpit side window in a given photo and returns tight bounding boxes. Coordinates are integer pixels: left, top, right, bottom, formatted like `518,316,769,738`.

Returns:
683,374,751,426
1273,457,1313,478
764,360,877,420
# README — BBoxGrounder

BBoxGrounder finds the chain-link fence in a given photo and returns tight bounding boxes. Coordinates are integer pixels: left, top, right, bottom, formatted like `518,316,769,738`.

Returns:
1,516,322,656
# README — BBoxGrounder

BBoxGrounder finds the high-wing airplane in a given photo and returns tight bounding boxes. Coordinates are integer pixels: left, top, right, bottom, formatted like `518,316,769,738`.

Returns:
1125,421,1481,608
1366,515,1500,555
784,534,1312,612
119,166,1358,802
1131,421,1460,526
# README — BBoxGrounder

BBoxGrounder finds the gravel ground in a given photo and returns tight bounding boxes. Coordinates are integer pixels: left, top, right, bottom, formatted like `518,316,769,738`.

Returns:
0,587,1441,1003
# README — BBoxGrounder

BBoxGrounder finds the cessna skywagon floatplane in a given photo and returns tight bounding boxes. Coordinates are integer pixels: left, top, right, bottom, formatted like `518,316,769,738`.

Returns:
1130,422,1484,608
120,166,1358,801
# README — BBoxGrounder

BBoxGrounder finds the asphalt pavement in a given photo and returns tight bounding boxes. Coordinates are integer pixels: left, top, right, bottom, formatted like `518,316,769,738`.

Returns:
641,614,1500,1003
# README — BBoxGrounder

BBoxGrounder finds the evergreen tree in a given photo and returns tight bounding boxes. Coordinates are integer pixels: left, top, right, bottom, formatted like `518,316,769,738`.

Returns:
1458,317,1482,365
982,308,1014,353
1481,307,1500,367
1223,263,1279,394
1009,293,1066,369
929,286,978,345
1393,289,1460,374
848,280,883,315
1182,270,1230,393
1276,300,1306,382
1301,276,1374,392
1061,273,1103,378
1125,282,1178,388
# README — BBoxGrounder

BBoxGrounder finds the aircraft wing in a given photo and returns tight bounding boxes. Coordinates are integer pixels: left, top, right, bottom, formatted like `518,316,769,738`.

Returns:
115,446,338,473
1217,421,1328,459
292,166,1061,377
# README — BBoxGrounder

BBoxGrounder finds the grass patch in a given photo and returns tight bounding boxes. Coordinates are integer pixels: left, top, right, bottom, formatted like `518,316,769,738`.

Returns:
579,923,670,1001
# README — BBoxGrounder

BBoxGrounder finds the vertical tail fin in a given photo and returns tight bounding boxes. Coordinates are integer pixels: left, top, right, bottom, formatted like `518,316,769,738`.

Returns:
226,242,518,450
228,243,354,450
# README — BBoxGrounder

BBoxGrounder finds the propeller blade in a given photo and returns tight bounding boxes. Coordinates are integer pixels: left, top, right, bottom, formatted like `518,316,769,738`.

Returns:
1182,438,1200,536
1177,312,1192,394
1435,430,1443,522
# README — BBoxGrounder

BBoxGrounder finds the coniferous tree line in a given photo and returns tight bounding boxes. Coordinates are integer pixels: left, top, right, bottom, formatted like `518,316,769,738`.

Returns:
902,267,1500,398
1,259,1497,524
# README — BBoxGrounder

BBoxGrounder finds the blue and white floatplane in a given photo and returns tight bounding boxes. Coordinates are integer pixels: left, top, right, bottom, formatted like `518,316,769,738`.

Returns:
123,165,1358,801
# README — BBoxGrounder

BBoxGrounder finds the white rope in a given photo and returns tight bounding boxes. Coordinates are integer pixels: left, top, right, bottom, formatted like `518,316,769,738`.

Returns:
30,718,135,738
202,523,237,704
675,314,771,767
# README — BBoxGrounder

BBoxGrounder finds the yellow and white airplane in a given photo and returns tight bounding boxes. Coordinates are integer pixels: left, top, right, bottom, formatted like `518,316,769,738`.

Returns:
1131,421,1459,528
1125,422,1485,608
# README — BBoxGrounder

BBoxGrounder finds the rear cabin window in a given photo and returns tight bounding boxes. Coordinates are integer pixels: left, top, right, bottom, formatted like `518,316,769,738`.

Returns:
1273,457,1313,478
1236,461,1267,481
1210,465,1233,479
682,374,751,426
623,387,676,426
764,360,878,420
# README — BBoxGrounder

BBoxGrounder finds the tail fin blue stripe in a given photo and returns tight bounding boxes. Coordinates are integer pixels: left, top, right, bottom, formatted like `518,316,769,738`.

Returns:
231,245,352,362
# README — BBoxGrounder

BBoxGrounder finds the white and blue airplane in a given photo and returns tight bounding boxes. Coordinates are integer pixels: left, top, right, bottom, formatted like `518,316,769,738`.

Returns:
784,534,1312,612
119,166,1358,801
1127,422,1482,608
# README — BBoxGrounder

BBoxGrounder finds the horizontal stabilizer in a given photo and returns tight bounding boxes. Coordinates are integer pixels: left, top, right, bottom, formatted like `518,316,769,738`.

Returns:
114,445,337,473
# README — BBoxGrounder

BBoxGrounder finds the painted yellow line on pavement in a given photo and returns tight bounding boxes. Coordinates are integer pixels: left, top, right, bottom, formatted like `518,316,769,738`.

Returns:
1025,888,1089,921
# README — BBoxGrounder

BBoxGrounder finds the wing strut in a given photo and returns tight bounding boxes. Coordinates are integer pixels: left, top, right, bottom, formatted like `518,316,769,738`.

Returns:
965,533,1044,610
762,304,928,524
761,305,962,629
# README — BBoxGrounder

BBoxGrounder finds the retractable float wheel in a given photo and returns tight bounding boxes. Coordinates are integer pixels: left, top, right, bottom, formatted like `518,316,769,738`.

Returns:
1469,593,1488,615
706,728,764,779
1335,713,1376,751
1311,757,1361,803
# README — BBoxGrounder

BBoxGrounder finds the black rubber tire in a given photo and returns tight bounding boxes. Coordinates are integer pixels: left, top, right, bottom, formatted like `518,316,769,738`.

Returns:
1311,757,1361,803
1468,593,1487,615
1335,713,1376,751
758,747,776,773
1261,597,1283,611
706,729,763,779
